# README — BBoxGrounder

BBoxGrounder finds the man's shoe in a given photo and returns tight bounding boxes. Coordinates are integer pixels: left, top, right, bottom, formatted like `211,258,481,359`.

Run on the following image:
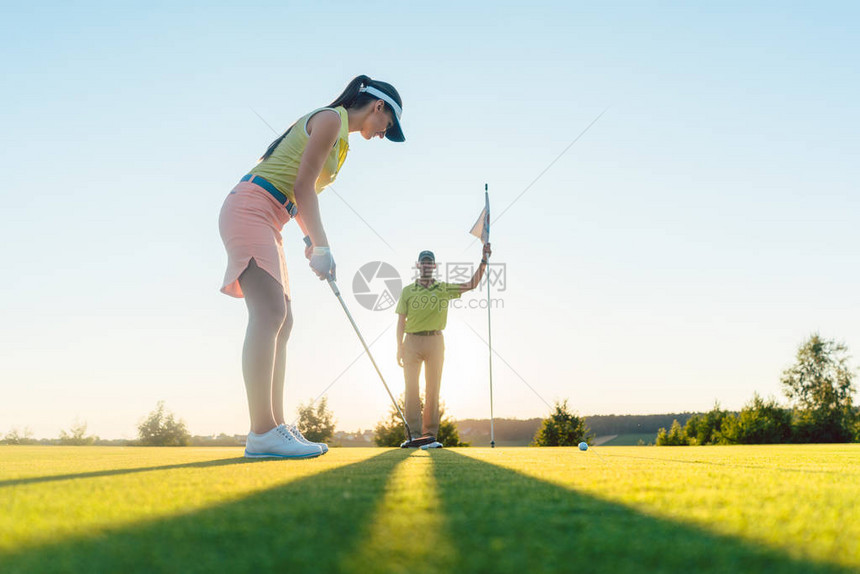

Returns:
400,435,437,448
420,441,443,450
245,426,323,459
283,424,329,454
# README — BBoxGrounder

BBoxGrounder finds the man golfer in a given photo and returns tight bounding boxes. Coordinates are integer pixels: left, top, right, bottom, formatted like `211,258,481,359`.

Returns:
395,243,492,448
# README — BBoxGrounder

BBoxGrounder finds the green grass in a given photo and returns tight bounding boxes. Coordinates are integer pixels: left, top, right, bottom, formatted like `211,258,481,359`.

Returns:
1,445,858,573
600,432,657,445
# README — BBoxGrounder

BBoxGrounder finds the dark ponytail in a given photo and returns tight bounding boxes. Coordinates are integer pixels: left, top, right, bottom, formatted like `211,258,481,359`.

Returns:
328,74,374,108
259,75,402,162
259,121,296,162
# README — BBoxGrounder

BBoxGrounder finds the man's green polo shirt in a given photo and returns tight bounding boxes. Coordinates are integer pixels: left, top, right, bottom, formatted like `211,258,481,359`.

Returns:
395,281,463,332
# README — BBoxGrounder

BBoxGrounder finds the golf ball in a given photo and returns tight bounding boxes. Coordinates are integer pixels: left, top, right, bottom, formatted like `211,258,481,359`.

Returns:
578,442,588,451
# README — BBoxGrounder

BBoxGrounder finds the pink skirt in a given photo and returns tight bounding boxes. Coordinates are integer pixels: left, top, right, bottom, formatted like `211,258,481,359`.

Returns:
219,181,292,299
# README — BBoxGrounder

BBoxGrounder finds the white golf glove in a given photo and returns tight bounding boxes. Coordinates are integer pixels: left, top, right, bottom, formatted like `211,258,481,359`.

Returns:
309,246,336,281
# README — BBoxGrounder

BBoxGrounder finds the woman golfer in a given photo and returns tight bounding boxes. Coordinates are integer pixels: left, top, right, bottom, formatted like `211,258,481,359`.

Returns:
219,75,405,458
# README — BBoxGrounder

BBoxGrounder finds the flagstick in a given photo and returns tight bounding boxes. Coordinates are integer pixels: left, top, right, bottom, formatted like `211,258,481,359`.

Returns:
487,259,495,448
485,183,495,449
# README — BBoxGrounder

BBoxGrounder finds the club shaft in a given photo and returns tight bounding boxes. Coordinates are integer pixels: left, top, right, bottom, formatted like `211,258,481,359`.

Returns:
327,278,413,440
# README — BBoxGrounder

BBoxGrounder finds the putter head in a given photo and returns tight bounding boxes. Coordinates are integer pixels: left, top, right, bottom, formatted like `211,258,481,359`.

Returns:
399,430,414,448
401,435,437,449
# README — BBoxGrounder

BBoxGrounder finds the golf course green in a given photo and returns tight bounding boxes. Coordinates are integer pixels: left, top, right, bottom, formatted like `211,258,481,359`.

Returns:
1,445,858,573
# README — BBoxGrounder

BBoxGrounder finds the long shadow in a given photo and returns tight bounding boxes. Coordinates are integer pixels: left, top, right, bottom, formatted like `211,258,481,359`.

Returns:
431,450,851,574
0,457,252,488
1,449,411,574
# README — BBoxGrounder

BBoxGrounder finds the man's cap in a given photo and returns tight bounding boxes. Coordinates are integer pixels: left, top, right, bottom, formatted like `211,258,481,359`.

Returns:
418,250,435,262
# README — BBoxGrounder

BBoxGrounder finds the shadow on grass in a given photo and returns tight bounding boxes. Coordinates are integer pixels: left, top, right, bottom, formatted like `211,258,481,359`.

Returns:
0,449,411,574
0,457,253,488
431,450,851,574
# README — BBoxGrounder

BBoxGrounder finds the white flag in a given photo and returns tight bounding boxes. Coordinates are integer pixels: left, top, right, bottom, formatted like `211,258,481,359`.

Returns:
470,190,490,244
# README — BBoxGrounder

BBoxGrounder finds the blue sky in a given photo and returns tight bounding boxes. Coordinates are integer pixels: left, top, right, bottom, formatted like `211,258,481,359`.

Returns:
1,1,858,439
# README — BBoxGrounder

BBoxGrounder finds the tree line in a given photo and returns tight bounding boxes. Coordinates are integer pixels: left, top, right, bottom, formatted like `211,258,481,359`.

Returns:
453,413,700,445
4,334,855,448
471,333,859,448
657,334,859,445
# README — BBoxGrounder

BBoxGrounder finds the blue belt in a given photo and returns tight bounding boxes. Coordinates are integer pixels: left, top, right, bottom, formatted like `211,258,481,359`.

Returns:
240,174,298,217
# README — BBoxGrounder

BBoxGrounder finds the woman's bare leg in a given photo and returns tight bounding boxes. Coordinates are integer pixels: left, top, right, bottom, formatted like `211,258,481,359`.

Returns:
272,296,293,426
238,259,286,434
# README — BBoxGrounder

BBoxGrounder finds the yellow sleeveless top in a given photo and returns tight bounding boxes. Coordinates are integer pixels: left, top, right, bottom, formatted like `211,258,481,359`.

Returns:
248,106,350,201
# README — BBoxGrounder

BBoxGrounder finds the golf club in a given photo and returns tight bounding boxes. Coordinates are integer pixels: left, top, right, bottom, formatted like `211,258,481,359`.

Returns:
304,236,413,443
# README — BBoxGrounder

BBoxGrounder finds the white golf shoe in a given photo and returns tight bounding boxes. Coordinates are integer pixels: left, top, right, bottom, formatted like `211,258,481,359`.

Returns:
244,425,323,459
283,423,329,454
420,441,443,450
